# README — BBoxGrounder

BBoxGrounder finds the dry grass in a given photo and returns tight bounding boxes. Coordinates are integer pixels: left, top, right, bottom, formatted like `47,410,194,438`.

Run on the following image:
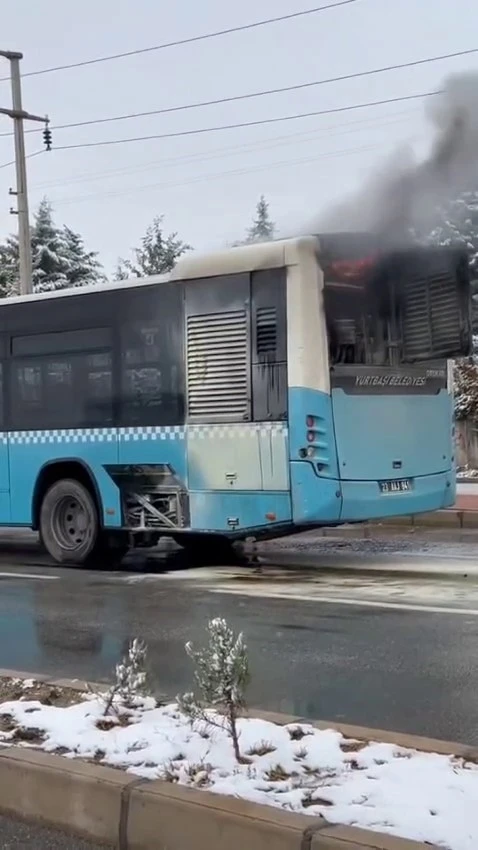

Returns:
287,726,312,742
340,739,367,753
302,792,333,808
0,677,81,708
247,740,277,757
95,714,131,731
12,726,44,744
264,763,290,782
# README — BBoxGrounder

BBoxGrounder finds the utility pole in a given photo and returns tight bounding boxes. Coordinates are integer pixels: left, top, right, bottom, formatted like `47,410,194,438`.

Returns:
0,51,48,295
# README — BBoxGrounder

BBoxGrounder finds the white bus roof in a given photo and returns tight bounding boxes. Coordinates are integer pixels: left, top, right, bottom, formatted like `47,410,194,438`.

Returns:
0,235,318,307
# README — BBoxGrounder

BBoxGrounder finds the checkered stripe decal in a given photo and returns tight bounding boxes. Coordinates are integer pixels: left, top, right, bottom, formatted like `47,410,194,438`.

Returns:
0,422,287,445
188,423,288,439
5,426,185,445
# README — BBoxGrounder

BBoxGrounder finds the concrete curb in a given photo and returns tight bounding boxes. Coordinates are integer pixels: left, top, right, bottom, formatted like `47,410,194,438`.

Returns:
306,510,478,539
0,747,425,850
382,509,478,529
0,671,466,849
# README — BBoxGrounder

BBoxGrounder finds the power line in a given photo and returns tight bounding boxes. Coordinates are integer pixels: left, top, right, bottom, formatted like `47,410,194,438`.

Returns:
0,149,44,170
0,0,359,82
31,108,417,191
52,90,440,151
45,142,386,207
2,44,475,139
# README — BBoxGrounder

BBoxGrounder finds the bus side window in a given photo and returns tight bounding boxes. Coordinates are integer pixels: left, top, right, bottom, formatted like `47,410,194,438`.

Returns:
11,362,44,429
118,284,184,427
120,321,164,422
9,327,114,431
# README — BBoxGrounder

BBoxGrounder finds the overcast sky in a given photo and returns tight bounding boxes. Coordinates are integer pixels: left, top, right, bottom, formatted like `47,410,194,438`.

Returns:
1,0,478,274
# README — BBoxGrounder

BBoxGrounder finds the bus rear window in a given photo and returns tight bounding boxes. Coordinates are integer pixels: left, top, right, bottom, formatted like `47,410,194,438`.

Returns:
322,241,472,366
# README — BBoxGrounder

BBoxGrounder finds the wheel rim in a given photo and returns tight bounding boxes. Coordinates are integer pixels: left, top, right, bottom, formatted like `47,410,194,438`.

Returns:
51,495,90,551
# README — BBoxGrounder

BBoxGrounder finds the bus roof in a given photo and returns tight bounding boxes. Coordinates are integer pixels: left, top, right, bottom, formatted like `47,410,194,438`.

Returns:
0,235,318,308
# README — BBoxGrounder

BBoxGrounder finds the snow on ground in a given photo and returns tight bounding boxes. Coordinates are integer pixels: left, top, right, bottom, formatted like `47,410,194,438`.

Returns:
457,468,478,479
0,694,476,850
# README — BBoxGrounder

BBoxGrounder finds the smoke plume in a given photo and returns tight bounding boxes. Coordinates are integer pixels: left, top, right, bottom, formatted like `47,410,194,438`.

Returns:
315,71,478,242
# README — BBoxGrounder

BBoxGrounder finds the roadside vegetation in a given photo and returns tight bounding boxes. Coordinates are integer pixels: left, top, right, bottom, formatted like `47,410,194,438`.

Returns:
0,617,474,850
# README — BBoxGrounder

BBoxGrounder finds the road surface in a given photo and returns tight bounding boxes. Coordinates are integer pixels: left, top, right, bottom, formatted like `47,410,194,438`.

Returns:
1,530,478,846
0,816,103,849
0,532,477,744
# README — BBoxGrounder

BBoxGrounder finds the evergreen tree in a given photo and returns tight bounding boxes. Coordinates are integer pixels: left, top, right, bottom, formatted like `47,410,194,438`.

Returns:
241,195,276,245
178,618,250,764
0,199,104,295
454,360,478,422
115,216,191,279
419,189,478,421
417,189,478,300
62,225,104,288
0,235,20,297
31,198,69,292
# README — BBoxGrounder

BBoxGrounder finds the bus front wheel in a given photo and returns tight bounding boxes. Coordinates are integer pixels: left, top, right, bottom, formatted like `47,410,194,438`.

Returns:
40,478,100,565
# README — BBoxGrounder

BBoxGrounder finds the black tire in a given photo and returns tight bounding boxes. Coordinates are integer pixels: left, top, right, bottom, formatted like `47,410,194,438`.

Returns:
40,478,100,565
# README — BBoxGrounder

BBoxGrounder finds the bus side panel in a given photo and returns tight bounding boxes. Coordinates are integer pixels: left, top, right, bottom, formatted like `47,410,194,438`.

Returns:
187,422,291,531
8,431,121,527
0,433,10,523
187,423,289,492
189,491,292,533
187,425,262,492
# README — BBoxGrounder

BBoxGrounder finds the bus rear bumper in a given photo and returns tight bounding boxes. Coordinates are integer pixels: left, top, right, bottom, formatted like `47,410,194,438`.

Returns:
339,471,454,523
290,461,455,524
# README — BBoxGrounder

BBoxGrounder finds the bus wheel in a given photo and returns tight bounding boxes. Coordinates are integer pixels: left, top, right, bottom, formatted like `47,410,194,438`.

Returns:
40,478,99,565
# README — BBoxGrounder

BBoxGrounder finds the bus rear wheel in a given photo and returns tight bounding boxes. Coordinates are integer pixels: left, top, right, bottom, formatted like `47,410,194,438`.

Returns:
40,478,100,565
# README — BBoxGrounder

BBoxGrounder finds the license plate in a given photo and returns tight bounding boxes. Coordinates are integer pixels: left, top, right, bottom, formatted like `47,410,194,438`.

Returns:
379,479,413,494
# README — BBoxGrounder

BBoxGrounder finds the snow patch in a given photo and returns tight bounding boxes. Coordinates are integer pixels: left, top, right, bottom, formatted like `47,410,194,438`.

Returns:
0,695,476,850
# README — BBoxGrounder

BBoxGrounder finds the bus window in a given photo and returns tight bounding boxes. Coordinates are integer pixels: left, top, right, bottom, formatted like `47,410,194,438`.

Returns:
120,320,182,425
10,349,113,431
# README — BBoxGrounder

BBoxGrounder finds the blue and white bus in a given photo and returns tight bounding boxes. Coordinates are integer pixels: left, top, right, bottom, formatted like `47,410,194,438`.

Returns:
0,234,471,564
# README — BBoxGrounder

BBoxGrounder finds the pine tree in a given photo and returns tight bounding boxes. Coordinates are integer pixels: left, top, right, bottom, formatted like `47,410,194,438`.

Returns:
31,198,69,292
417,189,478,298
417,189,478,421
242,195,276,244
101,638,149,716
178,617,250,763
454,360,478,422
0,235,20,297
115,216,191,279
62,226,104,288
0,200,105,295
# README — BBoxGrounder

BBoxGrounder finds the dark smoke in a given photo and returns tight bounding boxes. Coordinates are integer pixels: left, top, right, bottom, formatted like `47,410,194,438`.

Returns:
316,71,478,243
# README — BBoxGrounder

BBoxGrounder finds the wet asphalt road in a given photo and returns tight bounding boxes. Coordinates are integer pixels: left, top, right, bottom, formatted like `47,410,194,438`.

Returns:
1,531,478,744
